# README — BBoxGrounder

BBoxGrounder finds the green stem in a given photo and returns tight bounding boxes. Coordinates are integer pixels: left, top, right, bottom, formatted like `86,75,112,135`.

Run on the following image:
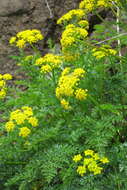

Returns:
110,5,117,17
30,44,40,55
94,11,106,23
88,94,103,116
52,70,56,87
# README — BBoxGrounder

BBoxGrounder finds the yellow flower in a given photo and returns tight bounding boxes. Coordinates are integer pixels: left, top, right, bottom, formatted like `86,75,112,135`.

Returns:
78,20,89,29
93,166,103,175
79,0,115,12
3,74,12,80
73,68,85,77
92,45,117,59
56,67,86,109
100,157,109,164
73,149,109,176
0,74,3,80
41,64,52,73
9,29,43,49
79,0,95,12
35,58,44,65
84,149,94,156
27,36,36,44
22,106,33,117
87,160,98,172
16,39,26,49
35,54,62,72
84,158,94,165
28,117,38,127
19,127,31,137
77,165,86,176
92,50,106,59
60,99,71,110
73,154,82,162
92,153,100,160
61,24,88,51
75,88,88,100
10,110,27,125
57,9,85,25
0,89,6,99
5,121,15,132
0,80,6,87
9,36,16,45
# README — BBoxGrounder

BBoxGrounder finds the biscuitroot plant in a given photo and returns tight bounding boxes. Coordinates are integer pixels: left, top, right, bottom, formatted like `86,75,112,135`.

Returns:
0,0,127,189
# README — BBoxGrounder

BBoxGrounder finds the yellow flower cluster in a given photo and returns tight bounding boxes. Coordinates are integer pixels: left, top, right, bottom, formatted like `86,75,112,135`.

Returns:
5,106,38,138
92,45,117,59
0,73,12,99
19,127,31,138
35,53,62,73
9,29,43,49
79,0,95,12
78,20,89,29
79,0,118,12
61,24,88,52
56,67,88,109
57,9,85,25
73,149,109,176
75,88,88,100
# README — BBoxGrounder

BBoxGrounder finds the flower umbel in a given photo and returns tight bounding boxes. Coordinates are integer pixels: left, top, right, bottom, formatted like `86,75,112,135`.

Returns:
73,149,109,176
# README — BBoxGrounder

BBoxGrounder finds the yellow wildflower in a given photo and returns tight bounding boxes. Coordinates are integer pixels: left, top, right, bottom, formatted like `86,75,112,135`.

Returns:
0,74,3,79
93,166,103,175
9,29,43,48
19,127,31,138
92,45,117,59
61,24,88,51
73,154,82,162
84,149,94,156
75,88,88,100
5,121,15,132
73,68,85,77
87,160,98,172
10,109,27,125
28,117,38,127
100,157,109,164
22,106,33,117
41,64,52,73
78,20,89,29
77,165,86,176
56,67,86,108
35,58,44,65
0,89,6,99
16,39,26,49
0,80,6,87
92,153,100,160
79,0,95,12
3,74,12,80
9,36,16,45
60,99,71,110
57,9,85,25
84,158,94,165
74,149,109,176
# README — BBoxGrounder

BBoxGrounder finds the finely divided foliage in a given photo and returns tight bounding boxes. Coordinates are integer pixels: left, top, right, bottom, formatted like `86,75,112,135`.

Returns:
1,0,127,189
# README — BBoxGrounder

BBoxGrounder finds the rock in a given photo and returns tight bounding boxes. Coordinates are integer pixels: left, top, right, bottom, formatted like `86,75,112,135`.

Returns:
0,0,30,16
